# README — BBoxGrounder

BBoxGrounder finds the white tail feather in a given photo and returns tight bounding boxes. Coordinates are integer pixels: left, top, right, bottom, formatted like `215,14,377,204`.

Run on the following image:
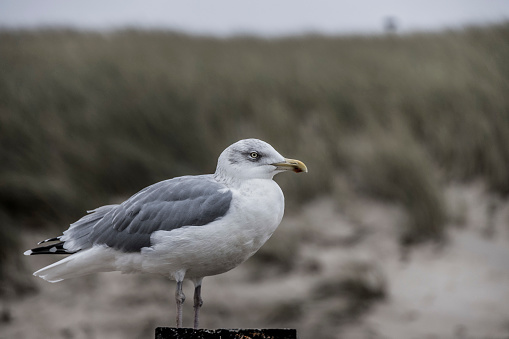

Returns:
33,246,116,283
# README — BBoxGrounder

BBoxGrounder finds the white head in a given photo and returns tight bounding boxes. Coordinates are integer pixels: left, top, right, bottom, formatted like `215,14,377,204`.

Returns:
214,139,307,182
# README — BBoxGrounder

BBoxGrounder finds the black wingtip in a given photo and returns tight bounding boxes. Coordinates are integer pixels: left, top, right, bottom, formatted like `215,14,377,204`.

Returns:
25,242,74,255
37,236,61,245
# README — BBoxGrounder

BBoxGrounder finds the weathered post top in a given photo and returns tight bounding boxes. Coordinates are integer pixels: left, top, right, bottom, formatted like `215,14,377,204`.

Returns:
155,328,298,339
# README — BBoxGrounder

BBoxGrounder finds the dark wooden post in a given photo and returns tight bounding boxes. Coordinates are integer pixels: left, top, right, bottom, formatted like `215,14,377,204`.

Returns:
155,328,297,339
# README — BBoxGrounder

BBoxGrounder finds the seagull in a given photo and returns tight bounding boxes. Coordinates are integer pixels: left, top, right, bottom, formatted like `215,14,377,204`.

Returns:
24,138,307,329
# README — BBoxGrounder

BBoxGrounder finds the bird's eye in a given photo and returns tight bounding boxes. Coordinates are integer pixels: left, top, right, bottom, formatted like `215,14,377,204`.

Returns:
249,152,259,159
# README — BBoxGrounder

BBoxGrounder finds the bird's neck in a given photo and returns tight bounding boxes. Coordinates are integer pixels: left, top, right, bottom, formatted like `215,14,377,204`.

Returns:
213,172,243,188
213,170,276,189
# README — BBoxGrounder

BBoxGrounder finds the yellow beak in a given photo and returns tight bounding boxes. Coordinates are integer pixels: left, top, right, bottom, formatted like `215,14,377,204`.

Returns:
271,158,308,173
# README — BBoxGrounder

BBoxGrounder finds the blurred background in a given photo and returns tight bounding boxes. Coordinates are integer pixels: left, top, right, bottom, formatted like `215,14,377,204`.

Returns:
1,1,509,338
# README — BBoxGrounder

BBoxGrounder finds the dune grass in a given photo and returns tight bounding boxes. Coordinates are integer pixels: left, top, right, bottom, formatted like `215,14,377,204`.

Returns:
1,24,509,293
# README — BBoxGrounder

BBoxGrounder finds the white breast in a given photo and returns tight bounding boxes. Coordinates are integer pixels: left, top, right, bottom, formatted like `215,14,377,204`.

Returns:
135,178,285,280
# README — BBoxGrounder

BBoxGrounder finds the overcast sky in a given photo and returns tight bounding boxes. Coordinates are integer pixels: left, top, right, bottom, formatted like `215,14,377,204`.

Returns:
1,0,508,36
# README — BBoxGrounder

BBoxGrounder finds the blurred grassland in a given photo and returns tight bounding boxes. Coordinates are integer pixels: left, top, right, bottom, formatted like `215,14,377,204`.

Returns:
1,24,509,292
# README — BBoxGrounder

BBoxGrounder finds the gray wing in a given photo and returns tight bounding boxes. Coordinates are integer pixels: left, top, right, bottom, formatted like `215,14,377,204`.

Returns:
62,175,232,253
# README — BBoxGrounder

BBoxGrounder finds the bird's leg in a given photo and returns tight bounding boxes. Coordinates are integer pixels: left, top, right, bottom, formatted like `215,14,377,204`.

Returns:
193,278,203,329
175,280,185,328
